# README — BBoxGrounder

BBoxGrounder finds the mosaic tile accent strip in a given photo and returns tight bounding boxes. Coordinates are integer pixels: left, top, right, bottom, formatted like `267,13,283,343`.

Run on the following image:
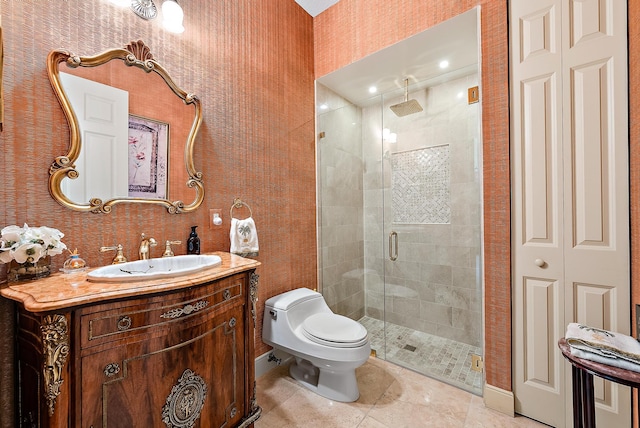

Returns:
359,316,482,395
391,145,451,224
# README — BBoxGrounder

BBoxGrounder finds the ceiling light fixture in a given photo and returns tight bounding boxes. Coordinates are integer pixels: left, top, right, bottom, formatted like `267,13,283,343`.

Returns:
125,0,185,33
439,60,449,69
162,0,185,33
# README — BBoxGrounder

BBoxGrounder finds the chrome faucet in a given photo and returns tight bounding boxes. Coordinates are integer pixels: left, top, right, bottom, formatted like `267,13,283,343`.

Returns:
138,233,157,260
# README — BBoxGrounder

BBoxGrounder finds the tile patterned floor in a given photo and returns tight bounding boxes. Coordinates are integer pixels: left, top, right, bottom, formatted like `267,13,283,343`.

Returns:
256,357,548,428
359,316,483,394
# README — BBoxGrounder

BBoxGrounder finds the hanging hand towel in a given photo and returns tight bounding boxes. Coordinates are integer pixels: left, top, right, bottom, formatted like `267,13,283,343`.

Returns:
230,217,259,257
565,323,640,372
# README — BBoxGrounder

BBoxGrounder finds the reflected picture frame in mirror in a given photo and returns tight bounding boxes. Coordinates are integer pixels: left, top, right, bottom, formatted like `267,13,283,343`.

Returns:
47,40,204,214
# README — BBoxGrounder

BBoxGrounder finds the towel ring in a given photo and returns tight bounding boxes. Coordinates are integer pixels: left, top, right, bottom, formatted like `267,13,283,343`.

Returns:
230,198,253,219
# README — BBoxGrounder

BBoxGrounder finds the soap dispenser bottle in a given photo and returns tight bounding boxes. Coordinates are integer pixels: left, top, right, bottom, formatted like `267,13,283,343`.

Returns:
187,226,200,255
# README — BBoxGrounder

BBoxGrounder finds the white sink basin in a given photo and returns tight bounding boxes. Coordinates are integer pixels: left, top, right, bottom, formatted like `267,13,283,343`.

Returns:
87,254,222,282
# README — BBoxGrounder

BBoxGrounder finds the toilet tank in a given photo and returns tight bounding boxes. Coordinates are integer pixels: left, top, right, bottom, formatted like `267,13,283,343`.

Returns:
263,288,332,343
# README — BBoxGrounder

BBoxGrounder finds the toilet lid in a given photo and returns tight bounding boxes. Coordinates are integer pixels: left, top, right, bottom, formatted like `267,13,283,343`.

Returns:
302,313,368,348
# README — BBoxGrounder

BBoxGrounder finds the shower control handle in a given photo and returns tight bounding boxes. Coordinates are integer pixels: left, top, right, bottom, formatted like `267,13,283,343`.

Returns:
389,231,398,261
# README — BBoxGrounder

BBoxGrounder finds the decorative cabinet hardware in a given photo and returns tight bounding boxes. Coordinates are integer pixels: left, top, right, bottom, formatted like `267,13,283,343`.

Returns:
104,363,121,377
223,289,231,300
229,317,237,328
162,369,207,428
250,273,259,327
117,315,132,331
160,300,210,319
230,407,238,418
41,314,70,416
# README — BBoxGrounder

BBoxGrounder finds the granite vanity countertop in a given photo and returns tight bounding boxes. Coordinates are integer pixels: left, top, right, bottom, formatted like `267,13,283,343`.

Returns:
0,252,260,313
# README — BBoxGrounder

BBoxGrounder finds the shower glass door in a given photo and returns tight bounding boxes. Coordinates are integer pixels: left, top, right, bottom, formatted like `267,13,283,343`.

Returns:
359,76,484,394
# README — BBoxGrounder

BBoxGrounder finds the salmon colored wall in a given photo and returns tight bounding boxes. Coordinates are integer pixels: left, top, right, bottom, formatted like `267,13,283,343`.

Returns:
314,0,511,392
0,3,315,424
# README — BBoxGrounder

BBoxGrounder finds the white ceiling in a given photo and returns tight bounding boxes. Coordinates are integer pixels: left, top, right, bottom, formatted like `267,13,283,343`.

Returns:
316,8,479,107
295,0,341,17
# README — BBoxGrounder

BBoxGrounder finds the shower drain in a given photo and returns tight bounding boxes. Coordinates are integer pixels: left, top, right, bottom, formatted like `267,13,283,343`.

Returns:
403,344,417,352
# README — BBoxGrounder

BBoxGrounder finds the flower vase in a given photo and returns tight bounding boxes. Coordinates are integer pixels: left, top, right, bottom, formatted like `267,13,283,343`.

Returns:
9,255,51,281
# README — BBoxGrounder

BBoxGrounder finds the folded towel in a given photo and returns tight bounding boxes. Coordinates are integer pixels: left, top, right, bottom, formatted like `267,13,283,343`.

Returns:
230,217,259,257
565,323,640,372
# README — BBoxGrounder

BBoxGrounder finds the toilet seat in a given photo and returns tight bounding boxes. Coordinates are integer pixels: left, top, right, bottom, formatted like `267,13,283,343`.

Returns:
302,313,368,348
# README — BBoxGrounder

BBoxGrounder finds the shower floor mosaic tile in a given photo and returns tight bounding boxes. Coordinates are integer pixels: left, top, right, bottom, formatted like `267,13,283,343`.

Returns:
359,316,483,395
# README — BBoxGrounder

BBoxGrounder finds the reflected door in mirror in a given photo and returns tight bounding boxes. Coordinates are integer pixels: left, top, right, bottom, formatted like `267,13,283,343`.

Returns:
59,72,129,203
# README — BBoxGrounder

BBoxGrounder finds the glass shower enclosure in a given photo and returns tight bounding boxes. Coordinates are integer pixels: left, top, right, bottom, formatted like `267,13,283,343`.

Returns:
315,8,483,395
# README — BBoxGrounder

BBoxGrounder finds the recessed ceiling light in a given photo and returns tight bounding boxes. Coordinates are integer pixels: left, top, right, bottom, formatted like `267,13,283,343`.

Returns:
439,60,449,69
320,104,329,110
369,86,377,94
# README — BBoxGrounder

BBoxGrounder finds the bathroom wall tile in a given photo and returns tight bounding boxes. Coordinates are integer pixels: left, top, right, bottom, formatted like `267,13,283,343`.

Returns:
451,225,481,248
421,264,453,286
420,301,453,326
366,306,384,320
403,242,437,263
388,259,421,280
435,285,480,311
452,309,483,346
366,288,384,307
436,323,477,348
410,279,436,302
391,296,420,319
452,267,480,290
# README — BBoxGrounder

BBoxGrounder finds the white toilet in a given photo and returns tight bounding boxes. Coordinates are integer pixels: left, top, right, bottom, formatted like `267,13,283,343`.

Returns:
262,288,370,402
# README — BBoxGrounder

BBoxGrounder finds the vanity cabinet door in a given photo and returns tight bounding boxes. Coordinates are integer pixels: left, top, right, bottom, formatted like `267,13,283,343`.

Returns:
78,304,246,427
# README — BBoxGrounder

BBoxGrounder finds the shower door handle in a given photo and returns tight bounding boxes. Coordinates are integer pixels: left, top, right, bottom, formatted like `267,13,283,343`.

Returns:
389,231,398,261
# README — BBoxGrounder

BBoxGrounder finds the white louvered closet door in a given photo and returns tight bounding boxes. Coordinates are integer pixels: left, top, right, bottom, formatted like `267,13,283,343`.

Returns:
510,1,629,427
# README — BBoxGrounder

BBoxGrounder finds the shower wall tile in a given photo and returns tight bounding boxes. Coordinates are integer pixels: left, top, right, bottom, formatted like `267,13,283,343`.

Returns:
393,297,420,319
420,301,453,326
361,75,482,347
403,242,437,263
421,264,453,286
412,280,437,302
317,84,365,318
436,285,480,312
452,267,480,289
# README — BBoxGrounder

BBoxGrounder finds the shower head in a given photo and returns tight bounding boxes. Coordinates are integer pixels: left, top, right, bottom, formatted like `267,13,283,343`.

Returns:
390,78,423,117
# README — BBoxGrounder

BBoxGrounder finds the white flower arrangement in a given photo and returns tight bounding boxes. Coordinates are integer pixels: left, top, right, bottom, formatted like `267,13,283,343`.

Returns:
0,224,67,265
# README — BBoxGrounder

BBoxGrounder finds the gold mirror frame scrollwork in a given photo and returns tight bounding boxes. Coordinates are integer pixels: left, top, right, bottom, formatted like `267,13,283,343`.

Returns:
47,40,204,214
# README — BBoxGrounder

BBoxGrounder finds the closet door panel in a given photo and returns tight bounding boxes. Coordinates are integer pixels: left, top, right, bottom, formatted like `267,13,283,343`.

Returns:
511,0,629,426
511,2,564,425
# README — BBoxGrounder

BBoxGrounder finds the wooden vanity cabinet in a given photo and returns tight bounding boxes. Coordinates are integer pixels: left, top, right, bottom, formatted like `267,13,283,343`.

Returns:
5,254,261,428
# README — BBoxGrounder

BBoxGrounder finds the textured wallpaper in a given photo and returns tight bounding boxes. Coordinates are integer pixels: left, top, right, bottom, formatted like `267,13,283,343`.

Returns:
0,2,316,424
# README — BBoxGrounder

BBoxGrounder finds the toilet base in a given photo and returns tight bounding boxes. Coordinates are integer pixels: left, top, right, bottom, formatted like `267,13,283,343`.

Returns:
289,358,360,402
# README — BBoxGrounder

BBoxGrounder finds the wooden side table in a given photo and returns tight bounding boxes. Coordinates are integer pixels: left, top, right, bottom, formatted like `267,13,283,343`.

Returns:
559,338,640,427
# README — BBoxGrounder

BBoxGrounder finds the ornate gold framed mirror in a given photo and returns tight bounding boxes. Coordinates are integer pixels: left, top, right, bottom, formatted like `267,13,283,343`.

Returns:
47,40,204,214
